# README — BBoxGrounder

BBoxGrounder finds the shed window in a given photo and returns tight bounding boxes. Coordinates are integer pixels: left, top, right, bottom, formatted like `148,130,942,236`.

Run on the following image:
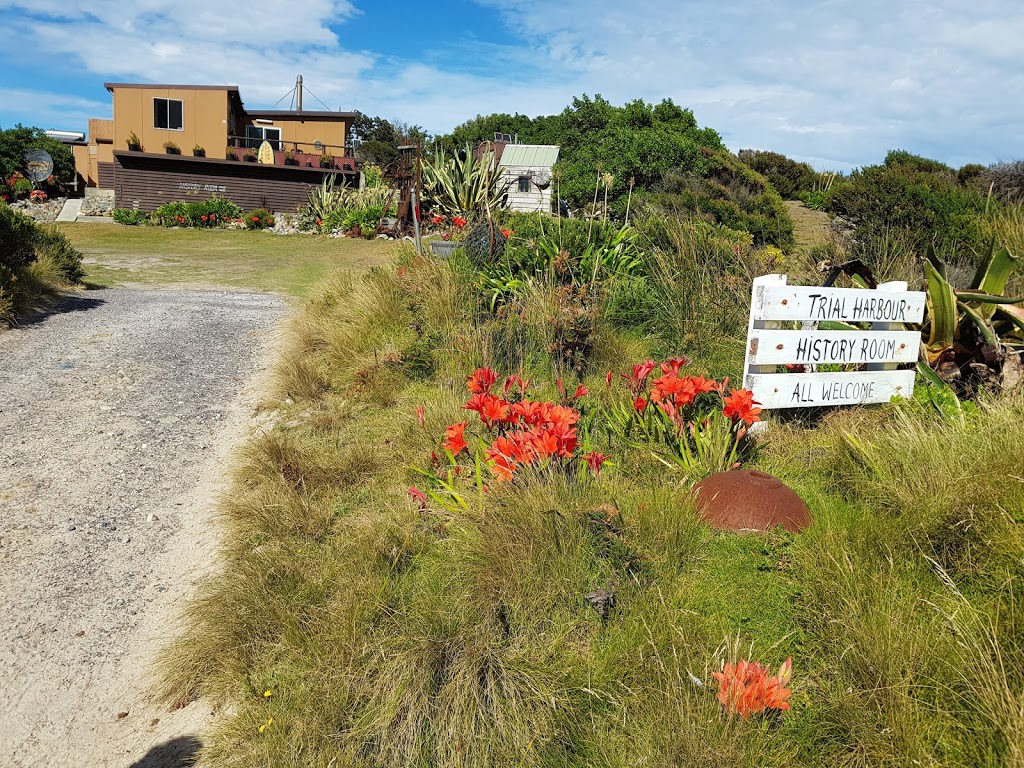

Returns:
518,176,531,193
154,98,183,130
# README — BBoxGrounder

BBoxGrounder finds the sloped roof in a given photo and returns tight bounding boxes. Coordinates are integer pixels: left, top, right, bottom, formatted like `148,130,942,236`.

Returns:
498,144,559,168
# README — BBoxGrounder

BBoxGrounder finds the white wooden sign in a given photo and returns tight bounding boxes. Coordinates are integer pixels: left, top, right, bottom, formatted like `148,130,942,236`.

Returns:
743,275,925,410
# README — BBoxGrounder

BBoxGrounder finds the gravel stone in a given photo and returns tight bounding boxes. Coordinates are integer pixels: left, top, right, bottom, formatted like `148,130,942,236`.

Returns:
0,286,286,766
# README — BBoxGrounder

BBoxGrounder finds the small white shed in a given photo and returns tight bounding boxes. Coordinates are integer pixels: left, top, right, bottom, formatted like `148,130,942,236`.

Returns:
497,144,559,213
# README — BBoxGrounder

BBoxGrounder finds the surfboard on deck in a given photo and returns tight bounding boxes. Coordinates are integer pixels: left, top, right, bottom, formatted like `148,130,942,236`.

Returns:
257,140,275,164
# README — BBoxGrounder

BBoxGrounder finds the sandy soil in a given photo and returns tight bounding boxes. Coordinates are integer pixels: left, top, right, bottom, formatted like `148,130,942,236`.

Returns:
0,287,287,767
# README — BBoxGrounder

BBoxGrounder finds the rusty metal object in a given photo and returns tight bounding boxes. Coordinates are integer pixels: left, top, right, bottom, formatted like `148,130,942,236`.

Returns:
692,469,811,534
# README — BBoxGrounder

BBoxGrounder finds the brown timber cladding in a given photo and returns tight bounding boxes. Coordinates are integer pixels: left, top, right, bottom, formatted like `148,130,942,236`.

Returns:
112,152,358,212
97,162,115,189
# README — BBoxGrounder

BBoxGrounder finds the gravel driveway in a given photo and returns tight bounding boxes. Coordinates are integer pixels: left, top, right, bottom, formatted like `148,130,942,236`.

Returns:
0,287,287,767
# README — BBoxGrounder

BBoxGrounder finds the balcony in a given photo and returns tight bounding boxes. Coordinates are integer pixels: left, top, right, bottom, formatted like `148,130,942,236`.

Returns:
226,136,355,171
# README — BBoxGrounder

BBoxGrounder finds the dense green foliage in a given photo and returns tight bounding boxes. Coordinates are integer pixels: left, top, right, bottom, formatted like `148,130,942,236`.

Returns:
737,149,819,200
111,208,150,225
644,150,795,249
151,198,243,227
438,95,724,213
828,150,990,257
0,202,83,324
0,124,76,186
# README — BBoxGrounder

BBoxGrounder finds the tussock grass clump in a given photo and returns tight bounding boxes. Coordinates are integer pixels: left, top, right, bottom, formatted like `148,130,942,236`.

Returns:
162,248,1024,767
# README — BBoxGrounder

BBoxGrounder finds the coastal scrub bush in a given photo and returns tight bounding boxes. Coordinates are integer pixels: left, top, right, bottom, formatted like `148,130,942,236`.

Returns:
737,149,819,200
32,225,84,283
111,208,150,225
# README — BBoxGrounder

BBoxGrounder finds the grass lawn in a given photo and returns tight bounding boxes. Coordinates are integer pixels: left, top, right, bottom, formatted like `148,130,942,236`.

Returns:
58,223,402,298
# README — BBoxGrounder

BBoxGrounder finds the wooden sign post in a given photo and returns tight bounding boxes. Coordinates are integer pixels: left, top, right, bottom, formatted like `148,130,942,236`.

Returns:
743,275,926,410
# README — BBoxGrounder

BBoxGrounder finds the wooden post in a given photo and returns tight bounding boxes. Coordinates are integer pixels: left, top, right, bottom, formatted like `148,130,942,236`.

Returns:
866,281,907,373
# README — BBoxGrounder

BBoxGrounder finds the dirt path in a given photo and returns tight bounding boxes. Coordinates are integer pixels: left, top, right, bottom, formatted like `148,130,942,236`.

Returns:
785,199,831,255
0,287,287,767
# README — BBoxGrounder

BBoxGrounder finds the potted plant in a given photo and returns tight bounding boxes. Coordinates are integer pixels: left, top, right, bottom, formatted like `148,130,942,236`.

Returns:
163,141,181,155
126,132,142,151
243,149,257,162
319,152,334,169
226,146,237,160
193,144,205,157
283,150,298,166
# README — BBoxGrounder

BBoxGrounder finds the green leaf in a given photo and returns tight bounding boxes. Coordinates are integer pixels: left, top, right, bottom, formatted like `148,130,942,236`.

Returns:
923,257,958,358
971,243,1021,319
954,290,1024,305
958,301,997,347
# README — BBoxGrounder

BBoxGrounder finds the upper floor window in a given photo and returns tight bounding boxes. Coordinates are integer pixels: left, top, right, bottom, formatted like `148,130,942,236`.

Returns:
154,98,183,131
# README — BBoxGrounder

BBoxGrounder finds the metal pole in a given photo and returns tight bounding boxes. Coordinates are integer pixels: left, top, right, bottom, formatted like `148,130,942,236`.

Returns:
411,187,423,256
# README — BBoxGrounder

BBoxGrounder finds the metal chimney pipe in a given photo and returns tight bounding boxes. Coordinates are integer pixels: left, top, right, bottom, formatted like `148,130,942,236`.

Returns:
296,75,303,111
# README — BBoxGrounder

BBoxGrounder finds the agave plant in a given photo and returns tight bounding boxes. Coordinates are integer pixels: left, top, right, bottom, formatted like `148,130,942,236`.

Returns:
421,144,510,216
306,175,349,222
922,240,1023,386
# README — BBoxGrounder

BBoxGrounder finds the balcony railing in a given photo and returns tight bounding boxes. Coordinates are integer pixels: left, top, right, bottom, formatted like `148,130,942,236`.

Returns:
224,136,356,171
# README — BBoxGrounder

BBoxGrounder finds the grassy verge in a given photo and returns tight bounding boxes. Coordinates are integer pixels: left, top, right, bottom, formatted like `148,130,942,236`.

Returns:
160,251,1024,767
58,223,401,297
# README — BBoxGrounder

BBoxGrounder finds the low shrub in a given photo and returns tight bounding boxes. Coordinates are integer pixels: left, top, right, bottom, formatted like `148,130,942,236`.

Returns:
737,149,819,200
152,197,243,227
244,208,274,230
0,202,38,269
111,208,149,226
32,225,84,283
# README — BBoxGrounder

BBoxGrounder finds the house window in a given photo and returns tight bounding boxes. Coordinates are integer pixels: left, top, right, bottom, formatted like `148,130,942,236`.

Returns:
153,98,183,130
246,125,281,150
518,176,531,193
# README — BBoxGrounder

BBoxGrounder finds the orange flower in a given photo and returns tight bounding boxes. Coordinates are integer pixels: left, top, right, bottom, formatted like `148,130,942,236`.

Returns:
584,451,608,476
500,228,513,238
415,404,426,429
722,389,762,425
443,421,468,456
622,360,657,394
466,366,498,394
712,657,792,719
573,385,589,399
480,394,511,428
633,396,647,413
659,357,690,375
452,216,467,229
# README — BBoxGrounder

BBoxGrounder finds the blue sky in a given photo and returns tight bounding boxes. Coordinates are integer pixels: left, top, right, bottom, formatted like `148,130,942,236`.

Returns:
1,0,1021,171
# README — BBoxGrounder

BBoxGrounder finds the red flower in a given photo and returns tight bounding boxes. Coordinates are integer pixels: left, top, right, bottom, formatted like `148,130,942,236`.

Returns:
479,395,511,428
408,487,428,508
713,658,792,719
660,357,690,375
201,214,208,221
452,216,467,229
443,421,468,456
722,389,762,425
622,360,657,394
500,228,513,238
511,399,544,426
415,404,426,429
633,396,647,413
431,214,445,225
584,451,608,477
463,392,489,417
530,427,559,458
503,374,529,395
251,216,259,222
605,370,613,390
466,367,498,394
573,385,589,399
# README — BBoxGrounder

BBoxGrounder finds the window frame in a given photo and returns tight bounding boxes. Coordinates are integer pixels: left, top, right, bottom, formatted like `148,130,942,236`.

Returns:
517,175,532,193
153,97,184,131
245,125,282,150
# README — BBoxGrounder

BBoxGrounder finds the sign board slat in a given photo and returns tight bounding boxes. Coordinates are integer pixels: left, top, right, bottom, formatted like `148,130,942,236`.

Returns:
754,285,925,324
748,329,920,366
746,370,916,409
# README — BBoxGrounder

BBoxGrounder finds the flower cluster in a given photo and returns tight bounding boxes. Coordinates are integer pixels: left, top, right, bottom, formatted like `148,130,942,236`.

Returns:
620,358,761,429
713,658,792,719
28,189,47,202
427,212,468,241
449,367,603,482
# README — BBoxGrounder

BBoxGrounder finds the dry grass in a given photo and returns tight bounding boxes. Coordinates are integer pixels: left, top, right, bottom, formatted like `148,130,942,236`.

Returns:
158,245,1024,767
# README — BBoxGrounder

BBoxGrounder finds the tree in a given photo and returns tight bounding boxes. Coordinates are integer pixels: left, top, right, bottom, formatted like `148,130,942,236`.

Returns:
0,124,76,186
350,112,431,170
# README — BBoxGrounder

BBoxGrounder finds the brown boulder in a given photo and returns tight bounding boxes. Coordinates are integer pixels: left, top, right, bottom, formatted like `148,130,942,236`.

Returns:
692,469,811,534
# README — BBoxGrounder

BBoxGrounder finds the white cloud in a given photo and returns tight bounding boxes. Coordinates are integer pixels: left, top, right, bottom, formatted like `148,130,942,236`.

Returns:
2,0,1022,169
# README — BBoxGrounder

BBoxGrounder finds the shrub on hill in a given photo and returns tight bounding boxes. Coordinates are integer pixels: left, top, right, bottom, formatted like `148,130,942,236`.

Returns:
827,149,990,257
737,149,819,200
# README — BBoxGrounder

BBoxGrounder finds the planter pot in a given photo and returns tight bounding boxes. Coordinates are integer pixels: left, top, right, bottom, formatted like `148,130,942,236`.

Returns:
306,162,314,167
226,154,237,161
127,144,141,152
165,148,180,155
284,159,298,166
430,240,462,258
193,150,205,157
320,161,333,169
243,156,257,162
